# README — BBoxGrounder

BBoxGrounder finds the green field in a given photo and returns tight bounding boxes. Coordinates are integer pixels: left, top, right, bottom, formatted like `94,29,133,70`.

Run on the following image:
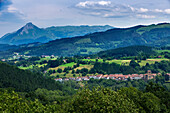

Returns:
82,58,169,66
36,57,57,63
19,63,47,70
59,62,76,67
82,59,103,62
156,50,170,53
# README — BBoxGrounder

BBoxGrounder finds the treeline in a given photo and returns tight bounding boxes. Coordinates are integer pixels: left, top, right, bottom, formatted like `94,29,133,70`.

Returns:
0,61,76,94
95,46,156,59
92,60,170,75
0,82,169,112
85,75,169,91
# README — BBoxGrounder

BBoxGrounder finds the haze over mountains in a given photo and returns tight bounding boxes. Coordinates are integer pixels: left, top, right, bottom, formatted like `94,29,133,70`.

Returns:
17,23,170,56
0,23,169,57
0,23,113,45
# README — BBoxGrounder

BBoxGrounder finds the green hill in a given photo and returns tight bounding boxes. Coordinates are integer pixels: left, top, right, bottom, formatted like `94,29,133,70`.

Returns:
96,46,156,58
0,61,62,92
17,23,170,57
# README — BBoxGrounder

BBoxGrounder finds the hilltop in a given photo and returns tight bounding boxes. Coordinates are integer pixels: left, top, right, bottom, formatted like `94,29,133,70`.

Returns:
0,23,113,45
17,23,170,56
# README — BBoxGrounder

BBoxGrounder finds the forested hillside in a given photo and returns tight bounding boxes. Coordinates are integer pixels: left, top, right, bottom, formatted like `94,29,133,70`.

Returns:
96,46,156,58
13,23,170,57
0,83,169,112
0,61,64,92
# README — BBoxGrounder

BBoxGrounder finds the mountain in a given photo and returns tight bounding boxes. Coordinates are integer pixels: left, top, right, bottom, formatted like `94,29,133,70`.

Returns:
45,25,114,38
0,23,169,57
14,23,169,57
0,23,113,45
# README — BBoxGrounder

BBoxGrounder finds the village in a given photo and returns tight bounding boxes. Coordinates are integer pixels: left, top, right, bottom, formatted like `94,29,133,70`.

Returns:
55,70,170,82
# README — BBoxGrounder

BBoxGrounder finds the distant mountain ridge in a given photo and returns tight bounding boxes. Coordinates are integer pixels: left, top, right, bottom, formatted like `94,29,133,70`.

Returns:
0,23,169,57
17,23,169,56
0,23,114,45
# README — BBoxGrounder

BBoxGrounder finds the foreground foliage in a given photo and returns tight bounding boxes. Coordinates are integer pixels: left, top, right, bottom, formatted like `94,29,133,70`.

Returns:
0,83,169,113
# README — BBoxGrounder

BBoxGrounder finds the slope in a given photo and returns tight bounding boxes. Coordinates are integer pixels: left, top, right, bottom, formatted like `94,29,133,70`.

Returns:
18,23,170,56
0,61,63,92
0,23,113,45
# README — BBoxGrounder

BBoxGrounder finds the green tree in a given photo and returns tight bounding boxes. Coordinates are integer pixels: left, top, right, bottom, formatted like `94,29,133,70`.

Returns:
67,87,139,113
57,68,62,73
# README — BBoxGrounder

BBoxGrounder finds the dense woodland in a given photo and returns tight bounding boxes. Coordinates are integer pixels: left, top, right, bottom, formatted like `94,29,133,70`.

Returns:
0,45,170,112
92,60,170,75
0,82,169,112
0,58,170,112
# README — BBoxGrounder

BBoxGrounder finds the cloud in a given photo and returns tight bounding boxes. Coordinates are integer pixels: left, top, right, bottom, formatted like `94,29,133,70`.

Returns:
0,0,12,11
0,0,24,22
137,14,155,19
137,8,148,13
76,1,111,7
164,9,170,14
76,1,134,18
75,1,170,19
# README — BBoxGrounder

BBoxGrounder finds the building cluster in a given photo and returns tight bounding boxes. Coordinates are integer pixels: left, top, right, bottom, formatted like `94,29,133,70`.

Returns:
55,70,169,82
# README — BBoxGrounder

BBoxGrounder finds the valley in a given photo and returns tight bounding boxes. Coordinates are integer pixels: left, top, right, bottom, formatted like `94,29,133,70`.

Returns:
0,23,169,112
0,0,170,112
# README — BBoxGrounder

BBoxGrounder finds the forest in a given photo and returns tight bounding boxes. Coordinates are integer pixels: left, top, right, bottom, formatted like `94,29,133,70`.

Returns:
0,45,169,112
0,60,169,112
0,82,169,112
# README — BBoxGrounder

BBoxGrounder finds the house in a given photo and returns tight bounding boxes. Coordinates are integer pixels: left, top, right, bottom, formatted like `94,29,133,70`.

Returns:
64,78,69,81
86,57,90,59
63,59,67,63
157,56,162,58
82,77,89,81
89,76,96,79
1,59,5,61
143,70,157,81
76,77,82,81
165,73,170,81
51,55,55,58
102,75,109,79
96,74,103,79
69,77,76,80
55,78,63,82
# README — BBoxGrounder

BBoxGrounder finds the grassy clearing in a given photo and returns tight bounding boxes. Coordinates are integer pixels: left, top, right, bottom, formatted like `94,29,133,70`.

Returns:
19,65,33,70
36,57,57,63
107,60,130,65
48,62,76,71
19,63,47,70
139,59,169,66
75,64,94,70
82,59,103,62
156,50,170,53
59,62,76,67
49,64,94,78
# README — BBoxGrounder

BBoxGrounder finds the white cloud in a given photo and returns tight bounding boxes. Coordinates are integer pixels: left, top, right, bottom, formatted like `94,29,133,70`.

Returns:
164,9,170,14
75,1,170,19
138,8,148,12
137,14,155,19
154,9,163,13
76,1,111,8
7,6,18,13
98,1,111,6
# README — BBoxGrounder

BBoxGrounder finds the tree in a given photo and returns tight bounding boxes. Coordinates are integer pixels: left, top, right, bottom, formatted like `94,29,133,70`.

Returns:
129,59,140,68
67,87,139,113
72,70,75,74
57,68,62,73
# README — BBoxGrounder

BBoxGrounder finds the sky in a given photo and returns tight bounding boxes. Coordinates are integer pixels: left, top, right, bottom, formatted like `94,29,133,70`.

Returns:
0,0,170,37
